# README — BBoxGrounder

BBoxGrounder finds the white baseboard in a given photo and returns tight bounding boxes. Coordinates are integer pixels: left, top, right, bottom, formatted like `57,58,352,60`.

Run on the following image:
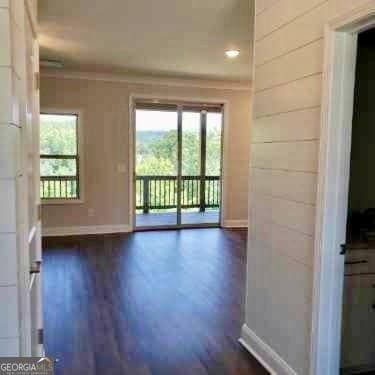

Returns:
239,324,297,375
222,220,248,228
42,224,132,237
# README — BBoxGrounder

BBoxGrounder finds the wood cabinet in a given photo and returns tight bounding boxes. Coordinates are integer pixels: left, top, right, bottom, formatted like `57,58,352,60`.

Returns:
341,252,375,373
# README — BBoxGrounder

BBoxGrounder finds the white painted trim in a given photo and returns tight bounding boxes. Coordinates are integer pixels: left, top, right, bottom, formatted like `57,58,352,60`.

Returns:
41,68,252,91
222,220,248,228
40,108,85,205
128,97,135,231
25,0,38,38
28,225,36,244
311,2,375,375
239,324,297,375
128,93,230,229
42,225,132,237
220,101,230,228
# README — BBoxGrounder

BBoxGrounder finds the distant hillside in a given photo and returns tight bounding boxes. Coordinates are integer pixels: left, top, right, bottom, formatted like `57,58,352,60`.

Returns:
137,130,172,145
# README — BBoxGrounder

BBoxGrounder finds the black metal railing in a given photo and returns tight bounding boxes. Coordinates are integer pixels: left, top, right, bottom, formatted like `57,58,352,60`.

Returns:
40,176,79,199
136,175,220,213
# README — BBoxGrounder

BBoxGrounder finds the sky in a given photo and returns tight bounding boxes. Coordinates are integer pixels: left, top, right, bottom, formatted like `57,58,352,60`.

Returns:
135,110,222,132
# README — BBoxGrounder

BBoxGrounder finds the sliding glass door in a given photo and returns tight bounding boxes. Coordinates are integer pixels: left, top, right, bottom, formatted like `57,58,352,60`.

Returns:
134,101,223,229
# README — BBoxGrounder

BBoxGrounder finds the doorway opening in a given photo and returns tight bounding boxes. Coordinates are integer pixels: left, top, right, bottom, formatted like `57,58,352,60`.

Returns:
311,4,375,375
133,100,223,230
340,28,375,374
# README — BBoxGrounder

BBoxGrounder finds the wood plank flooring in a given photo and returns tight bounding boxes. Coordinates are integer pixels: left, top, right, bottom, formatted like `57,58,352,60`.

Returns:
42,228,268,375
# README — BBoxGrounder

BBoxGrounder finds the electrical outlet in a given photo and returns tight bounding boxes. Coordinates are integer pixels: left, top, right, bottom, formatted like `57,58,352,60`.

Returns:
88,208,95,217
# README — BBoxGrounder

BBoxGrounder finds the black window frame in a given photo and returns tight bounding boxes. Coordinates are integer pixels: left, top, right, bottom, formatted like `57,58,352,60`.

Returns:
40,112,80,201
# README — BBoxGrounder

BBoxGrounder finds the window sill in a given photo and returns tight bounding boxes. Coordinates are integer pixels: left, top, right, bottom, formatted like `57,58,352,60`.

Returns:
41,199,84,206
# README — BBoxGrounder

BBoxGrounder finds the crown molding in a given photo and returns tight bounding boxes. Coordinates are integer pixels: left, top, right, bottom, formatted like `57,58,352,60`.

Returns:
40,68,252,91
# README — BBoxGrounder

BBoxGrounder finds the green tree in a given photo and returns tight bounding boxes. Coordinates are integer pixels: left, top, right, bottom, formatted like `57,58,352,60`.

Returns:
136,155,175,175
40,115,77,176
136,127,221,210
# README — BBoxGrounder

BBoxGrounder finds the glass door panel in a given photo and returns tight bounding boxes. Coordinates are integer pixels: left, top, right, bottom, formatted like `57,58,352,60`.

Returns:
206,112,222,176
135,107,178,228
181,111,201,225
201,111,222,224
180,109,222,225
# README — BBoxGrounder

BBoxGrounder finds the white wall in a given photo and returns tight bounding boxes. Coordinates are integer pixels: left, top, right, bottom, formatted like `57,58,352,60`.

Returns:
242,0,373,374
40,75,252,233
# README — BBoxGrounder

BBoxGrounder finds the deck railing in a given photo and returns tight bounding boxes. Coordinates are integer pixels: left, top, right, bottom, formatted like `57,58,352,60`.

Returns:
40,176,79,199
136,175,220,213
40,175,220,207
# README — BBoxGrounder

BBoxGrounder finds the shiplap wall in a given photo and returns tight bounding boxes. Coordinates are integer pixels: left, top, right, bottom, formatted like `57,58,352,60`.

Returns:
0,0,23,355
245,0,372,373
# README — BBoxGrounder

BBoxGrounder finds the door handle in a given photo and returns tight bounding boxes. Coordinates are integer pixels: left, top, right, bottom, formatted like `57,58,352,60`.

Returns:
340,243,368,255
340,244,347,255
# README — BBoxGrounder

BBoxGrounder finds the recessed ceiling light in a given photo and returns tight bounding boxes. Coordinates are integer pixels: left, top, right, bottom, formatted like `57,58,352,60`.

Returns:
225,50,240,58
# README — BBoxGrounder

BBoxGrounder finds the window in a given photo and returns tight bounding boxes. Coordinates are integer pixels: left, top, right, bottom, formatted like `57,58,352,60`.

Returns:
40,112,81,201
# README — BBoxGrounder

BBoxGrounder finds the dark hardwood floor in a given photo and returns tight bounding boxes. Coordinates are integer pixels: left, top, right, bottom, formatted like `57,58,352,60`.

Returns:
42,228,268,375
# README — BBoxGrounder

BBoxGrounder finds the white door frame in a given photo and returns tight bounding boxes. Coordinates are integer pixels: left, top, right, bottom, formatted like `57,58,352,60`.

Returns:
311,2,375,374
128,94,230,231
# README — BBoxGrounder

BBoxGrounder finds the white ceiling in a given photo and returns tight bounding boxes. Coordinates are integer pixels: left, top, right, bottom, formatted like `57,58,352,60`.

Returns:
38,0,253,81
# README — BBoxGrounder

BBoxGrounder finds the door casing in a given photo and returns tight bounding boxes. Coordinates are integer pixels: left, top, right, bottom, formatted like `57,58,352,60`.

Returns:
311,2,375,374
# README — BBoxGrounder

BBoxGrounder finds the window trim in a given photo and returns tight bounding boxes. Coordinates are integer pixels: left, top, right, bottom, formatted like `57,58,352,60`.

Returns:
40,108,84,205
